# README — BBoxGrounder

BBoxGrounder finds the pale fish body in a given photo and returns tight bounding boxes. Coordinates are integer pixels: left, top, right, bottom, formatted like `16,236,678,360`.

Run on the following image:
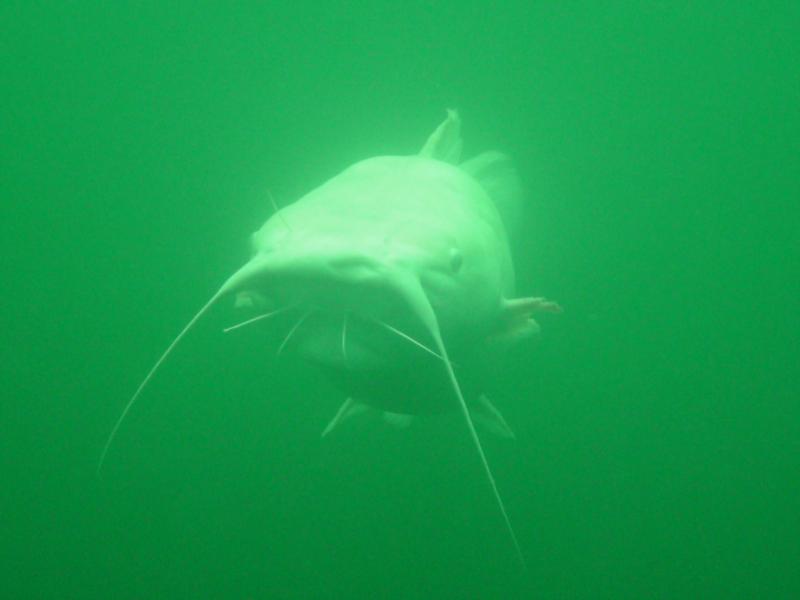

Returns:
101,111,561,568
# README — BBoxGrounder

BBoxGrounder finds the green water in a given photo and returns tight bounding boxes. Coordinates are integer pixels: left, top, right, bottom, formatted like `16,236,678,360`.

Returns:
2,2,798,598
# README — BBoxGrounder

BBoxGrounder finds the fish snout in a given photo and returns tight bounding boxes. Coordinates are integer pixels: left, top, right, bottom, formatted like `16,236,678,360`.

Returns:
224,248,400,317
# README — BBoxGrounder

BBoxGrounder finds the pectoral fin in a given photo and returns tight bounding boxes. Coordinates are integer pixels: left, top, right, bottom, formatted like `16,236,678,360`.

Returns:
490,296,562,344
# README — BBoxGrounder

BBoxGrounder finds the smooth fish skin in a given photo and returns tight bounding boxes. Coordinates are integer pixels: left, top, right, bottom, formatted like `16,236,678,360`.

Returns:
100,110,561,569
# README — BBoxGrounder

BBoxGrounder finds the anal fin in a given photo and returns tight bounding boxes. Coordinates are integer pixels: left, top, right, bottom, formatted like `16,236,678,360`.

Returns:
382,411,414,429
321,398,368,437
472,395,515,439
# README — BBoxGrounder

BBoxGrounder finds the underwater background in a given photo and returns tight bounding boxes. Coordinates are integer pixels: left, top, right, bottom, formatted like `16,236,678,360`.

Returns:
2,2,798,598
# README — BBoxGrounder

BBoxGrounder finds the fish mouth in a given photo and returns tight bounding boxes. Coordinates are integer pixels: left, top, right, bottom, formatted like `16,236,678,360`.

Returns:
221,250,446,370
223,301,445,383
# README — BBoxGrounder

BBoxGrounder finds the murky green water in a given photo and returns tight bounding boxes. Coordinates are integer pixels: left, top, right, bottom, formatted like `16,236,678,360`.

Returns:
2,2,798,598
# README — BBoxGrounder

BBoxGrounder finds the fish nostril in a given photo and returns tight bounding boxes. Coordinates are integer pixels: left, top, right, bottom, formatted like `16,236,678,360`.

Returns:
326,256,379,283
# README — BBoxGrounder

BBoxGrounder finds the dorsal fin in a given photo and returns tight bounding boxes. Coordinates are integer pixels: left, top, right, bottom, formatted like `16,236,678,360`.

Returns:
460,151,523,236
419,109,463,164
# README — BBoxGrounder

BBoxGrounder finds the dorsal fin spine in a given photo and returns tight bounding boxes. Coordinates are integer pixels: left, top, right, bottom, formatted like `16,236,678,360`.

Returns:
419,109,463,164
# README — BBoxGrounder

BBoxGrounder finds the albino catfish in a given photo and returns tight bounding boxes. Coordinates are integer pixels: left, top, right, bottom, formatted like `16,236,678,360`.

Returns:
100,110,561,567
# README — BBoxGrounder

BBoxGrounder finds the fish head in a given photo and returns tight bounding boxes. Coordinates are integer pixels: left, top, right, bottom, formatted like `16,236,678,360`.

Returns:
220,219,444,372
